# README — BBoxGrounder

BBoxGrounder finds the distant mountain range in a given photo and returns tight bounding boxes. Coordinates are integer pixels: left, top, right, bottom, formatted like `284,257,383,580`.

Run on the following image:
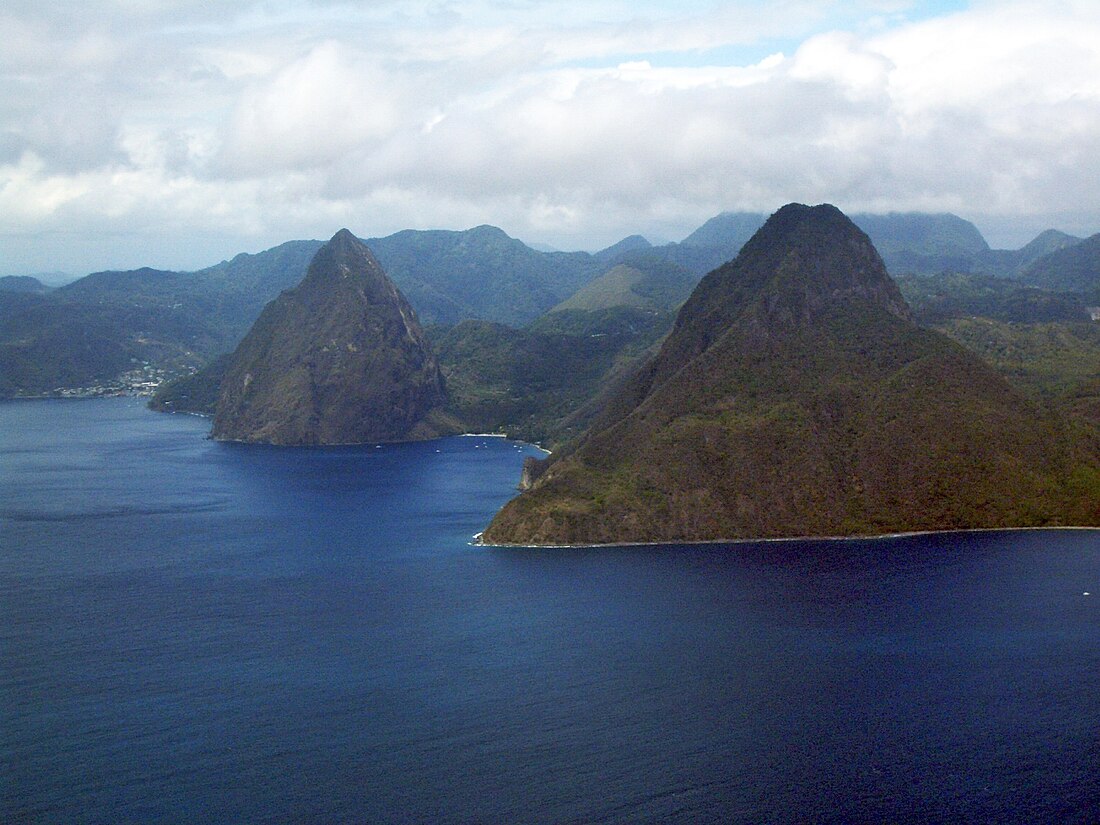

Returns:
2,209,1099,400
0,275,53,295
660,211,1088,279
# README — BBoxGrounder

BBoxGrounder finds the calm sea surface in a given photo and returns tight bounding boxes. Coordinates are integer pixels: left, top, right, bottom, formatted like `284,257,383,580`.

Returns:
2,398,1099,823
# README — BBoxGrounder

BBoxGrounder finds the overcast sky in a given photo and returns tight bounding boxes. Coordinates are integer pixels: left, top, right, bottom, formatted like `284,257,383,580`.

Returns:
2,0,1099,276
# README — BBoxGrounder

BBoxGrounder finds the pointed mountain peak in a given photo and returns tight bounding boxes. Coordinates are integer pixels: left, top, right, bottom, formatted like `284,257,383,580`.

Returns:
483,202,1100,547
301,228,388,290
1019,228,1081,258
767,201,845,225
697,202,914,327
742,202,870,258
594,234,652,263
318,227,364,259
321,227,368,258
646,203,912,389
211,232,453,446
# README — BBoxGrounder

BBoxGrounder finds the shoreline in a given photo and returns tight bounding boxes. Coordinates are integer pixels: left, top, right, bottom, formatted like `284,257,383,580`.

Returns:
205,428,548,450
8,395,558,454
471,524,1100,550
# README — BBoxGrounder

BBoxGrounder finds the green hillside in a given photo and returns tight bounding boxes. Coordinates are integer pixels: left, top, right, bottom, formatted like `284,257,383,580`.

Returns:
898,273,1091,324
548,256,698,315
484,204,1100,545
932,318,1100,421
368,225,604,326
432,306,669,445
851,212,989,275
1021,233,1100,293
0,227,603,398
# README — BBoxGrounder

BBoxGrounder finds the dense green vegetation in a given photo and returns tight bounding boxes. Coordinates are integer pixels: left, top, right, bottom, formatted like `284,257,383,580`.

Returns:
547,256,698,315
932,318,1100,422
607,210,1080,281
1021,233,1100,292
591,234,651,263
1,227,613,398
894,272,1099,427
851,212,990,275
10,202,1100,494
977,229,1082,276
147,355,229,415
0,290,210,396
484,205,1100,545
432,306,670,445
155,302,672,444
0,276,52,295
367,225,605,326
38,211,726,405
0,244,321,397
898,273,1090,324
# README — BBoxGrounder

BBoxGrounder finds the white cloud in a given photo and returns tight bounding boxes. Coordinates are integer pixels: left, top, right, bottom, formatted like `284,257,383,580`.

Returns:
2,0,1100,274
0,153,93,221
219,41,408,175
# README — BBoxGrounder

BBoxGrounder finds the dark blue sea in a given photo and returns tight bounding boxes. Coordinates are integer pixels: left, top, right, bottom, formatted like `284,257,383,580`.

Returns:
3,398,1099,824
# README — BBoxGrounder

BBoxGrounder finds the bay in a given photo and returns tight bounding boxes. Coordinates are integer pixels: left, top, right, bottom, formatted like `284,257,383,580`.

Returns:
2,398,1099,823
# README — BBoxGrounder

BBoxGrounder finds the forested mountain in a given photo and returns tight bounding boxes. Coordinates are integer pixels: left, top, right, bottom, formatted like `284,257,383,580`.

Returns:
1,244,321,397
1,228,604,397
367,225,604,326
1021,233,1100,293
211,230,456,445
897,273,1092,324
548,256,698,315
4,209,1098,404
0,276,52,294
432,307,670,446
851,212,990,274
593,234,652,263
483,204,1100,545
976,229,1082,276
607,210,1078,279
0,287,214,397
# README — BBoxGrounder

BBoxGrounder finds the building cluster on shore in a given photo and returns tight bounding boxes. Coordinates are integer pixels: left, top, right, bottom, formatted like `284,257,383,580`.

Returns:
44,363,177,399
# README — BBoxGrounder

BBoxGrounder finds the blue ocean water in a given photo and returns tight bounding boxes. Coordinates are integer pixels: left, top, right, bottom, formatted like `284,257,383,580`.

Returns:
2,398,1099,824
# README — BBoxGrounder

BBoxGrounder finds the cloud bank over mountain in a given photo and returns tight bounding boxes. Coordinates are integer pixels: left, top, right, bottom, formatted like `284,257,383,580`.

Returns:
2,0,1099,273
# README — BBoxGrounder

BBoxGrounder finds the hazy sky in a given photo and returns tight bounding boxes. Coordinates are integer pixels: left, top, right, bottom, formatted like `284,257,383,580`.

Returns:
2,0,1099,276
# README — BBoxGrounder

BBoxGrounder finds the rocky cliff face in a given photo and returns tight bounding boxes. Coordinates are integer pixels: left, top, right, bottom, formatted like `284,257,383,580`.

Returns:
483,204,1100,545
211,229,456,445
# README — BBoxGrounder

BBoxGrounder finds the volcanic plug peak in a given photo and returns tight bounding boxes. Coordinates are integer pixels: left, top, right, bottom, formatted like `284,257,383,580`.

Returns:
483,204,1100,545
211,229,455,446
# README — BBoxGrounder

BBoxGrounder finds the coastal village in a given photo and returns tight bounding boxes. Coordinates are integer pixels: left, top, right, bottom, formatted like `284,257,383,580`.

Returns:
47,362,177,399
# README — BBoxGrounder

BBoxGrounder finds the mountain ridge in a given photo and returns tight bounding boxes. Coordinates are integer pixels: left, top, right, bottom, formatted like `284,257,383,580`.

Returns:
4,210,1097,401
1021,232,1100,293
